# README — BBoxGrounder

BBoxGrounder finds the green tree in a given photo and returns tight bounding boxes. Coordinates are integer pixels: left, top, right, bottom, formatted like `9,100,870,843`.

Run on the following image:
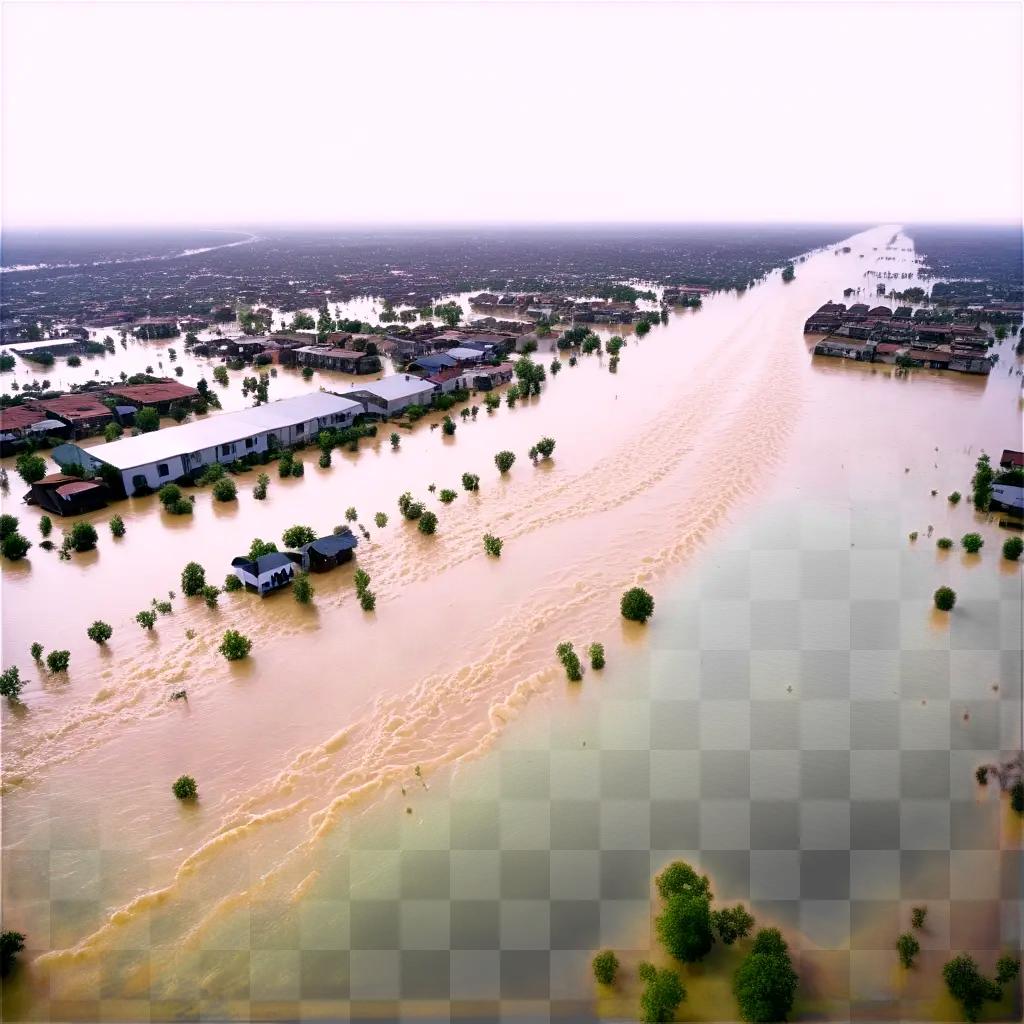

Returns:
442,416,457,436
0,667,24,701
181,561,207,597
67,521,98,552
592,949,619,985
158,483,183,508
418,510,438,535
253,473,270,500
30,643,43,662
495,450,516,474
733,928,799,1023
535,436,556,459
212,477,237,502
897,932,920,969
359,589,377,611
656,890,714,962
1003,536,1024,561
46,649,71,673
219,629,252,661
374,512,388,528
134,406,160,433
960,532,984,554
462,472,480,491
656,861,712,901
483,533,503,557
934,586,957,611
911,906,927,930
0,930,26,978
136,609,157,630
390,432,401,449
109,514,125,537
1,532,31,560
621,586,655,623
712,905,755,945
438,489,457,504
172,775,198,800
87,620,113,644
293,573,314,604
201,585,220,608
104,421,123,442
39,515,53,538
635,319,652,337
283,526,316,548
224,573,242,592
638,961,686,1023
15,453,46,485
937,537,954,550
1,513,21,538
942,953,1004,1022
588,642,605,670
948,491,962,504
995,956,1019,985
971,453,994,511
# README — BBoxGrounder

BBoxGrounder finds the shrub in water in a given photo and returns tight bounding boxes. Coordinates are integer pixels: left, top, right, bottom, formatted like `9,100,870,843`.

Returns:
136,610,157,630
224,574,242,592
592,950,619,985
219,630,252,661
181,562,206,596
172,775,197,800
621,586,655,623
109,514,125,537
212,477,237,502
46,649,71,673
483,533,503,557
934,586,956,611
87,620,113,644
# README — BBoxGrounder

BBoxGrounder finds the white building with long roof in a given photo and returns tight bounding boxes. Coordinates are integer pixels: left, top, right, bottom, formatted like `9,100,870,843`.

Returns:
56,392,361,495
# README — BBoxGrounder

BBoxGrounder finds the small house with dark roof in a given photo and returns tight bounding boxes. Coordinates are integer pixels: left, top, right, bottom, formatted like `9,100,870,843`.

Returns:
230,551,296,595
297,531,359,572
1000,450,1024,470
26,474,109,516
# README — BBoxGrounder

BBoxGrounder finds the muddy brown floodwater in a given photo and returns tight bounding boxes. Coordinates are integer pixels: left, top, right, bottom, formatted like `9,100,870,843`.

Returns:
1,225,1021,1021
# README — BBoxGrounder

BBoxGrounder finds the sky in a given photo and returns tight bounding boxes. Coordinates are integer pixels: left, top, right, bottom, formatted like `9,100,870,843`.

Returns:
2,0,1022,228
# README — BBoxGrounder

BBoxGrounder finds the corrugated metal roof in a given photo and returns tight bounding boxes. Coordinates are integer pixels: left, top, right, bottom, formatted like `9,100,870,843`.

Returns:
78,392,362,470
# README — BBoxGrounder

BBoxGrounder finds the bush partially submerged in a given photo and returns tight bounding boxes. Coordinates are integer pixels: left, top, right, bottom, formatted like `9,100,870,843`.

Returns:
172,775,198,800
621,586,655,623
87,620,113,644
219,630,252,661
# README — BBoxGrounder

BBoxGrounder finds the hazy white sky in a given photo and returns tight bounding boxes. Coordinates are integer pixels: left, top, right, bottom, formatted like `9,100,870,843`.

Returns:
2,0,1021,228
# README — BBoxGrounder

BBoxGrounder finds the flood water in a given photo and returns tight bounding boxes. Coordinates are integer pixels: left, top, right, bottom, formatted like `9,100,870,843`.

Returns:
1,226,1021,1022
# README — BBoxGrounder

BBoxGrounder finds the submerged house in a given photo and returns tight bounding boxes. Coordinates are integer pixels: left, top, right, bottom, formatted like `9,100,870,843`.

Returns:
26,474,109,516
55,392,362,496
230,551,296,595
296,531,359,572
343,375,438,417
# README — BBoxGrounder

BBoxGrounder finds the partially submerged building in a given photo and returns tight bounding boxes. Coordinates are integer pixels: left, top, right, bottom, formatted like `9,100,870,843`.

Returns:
55,392,362,495
26,474,109,516
342,375,438,417
230,551,296,595
296,531,359,572
293,346,382,374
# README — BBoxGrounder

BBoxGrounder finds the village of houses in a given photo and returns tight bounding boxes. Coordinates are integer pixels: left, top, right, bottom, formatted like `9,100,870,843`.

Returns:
804,295,1021,374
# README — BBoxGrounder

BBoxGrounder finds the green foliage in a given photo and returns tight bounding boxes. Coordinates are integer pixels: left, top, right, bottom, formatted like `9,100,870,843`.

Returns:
588,642,605,670
374,512,388,529
960,532,984,554
418,510,438,535
592,949,619,985
495,450,516,474
302,366,315,380
30,642,43,662
278,451,294,478
390,432,401,448
483,533,503,557
1,532,31,560
282,524,316,549
0,514,18,539
781,263,796,282
291,460,304,477
224,573,242,592
201,585,220,608
109,514,125,537
398,492,425,520
158,483,183,508
942,953,1004,1022
948,491,962,504
197,462,225,484
607,336,624,355
908,531,918,542
971,453,994,512
484,392,501,412
733,928,799,1023
172,775,198,800
219,629,252,661
181,561,207,597
0,353,15,372
657,890,714,962
253,473,270,500
46,649,71,673
621,586,655,623
67,521,98,552
0,666,24,700
534,436,556,459
0,930,26,978
934,586,957,611
638,962,686,1023
293,573,314,604
211,477,237,502
1012,781,1024,815
635,319,652,337
937,536,954,550
353,568,371,596
16,453,47,484
462,472,480,491
442,416,456,436
39,515,53,538
134,406,160,432
911,906,927,930
291,311,315,331
995,956,1019,986
438,488,457,504
897,932,920,969
1003,536,1023,561
87,620,113,644
712,905,755,945
657,860,713,901
136,609,157,630
248,538,278,559
359,589,377,611
555,642,583,682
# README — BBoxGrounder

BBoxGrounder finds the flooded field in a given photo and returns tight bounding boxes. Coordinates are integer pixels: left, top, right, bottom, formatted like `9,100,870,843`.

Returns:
1,226,1021,1022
